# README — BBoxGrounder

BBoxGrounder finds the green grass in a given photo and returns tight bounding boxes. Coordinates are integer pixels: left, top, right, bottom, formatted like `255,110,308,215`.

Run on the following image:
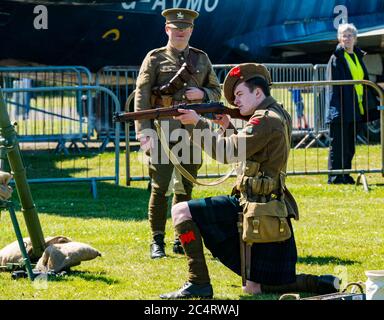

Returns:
0,146,384,300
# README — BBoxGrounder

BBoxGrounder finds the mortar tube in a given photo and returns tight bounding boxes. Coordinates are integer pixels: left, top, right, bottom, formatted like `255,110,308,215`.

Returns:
0,91,45,259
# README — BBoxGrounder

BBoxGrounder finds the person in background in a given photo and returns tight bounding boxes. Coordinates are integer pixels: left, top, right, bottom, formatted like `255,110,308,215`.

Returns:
289,88,308,130
326,23,373,184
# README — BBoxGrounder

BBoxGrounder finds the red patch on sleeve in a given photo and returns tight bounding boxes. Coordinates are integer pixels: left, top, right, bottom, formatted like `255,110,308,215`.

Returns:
179,230,196,245
249,118,261,125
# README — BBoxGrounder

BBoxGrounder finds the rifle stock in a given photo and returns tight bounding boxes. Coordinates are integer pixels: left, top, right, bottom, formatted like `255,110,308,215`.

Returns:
113,102,249,122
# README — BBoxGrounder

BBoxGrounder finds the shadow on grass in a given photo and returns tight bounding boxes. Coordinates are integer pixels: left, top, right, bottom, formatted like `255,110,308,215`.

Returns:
298,255,358,266
9,181,151,221
49,270,119,285
4,148,155,221
239,293,281,300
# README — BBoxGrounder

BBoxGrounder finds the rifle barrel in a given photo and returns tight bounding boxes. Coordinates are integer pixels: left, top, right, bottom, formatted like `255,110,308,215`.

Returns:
113,102,247,122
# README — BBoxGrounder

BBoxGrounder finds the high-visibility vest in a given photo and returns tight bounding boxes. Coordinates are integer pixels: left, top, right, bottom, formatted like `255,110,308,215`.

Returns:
344,51,365,115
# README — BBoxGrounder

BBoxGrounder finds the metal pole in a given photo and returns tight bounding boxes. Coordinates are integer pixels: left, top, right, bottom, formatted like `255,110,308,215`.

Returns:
380,100,384,178
124,91,136,186
7,202,35,281
0,91,45,259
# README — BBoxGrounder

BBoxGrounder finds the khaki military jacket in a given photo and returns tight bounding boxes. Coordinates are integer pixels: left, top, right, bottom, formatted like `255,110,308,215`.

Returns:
134,44,221,138
193,96,299,219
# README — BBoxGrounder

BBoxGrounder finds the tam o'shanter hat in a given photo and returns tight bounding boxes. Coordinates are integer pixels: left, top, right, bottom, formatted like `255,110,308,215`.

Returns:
162,8,199,29
223,63,272,106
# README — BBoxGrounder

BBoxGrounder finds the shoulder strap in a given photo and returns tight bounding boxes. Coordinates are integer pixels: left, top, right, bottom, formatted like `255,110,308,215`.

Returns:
154,122,235,186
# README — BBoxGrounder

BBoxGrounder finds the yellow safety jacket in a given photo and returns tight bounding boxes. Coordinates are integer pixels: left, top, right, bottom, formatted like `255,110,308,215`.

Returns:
344,51,365,115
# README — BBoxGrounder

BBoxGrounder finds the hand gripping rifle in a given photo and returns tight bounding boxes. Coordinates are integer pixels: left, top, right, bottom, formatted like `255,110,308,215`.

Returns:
113,101,248,122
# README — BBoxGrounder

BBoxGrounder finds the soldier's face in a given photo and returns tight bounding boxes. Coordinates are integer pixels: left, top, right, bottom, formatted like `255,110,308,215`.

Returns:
234,83,263,116
165,26,193,48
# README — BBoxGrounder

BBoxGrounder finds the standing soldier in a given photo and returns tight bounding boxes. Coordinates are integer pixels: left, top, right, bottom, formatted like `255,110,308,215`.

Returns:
134,8,221,259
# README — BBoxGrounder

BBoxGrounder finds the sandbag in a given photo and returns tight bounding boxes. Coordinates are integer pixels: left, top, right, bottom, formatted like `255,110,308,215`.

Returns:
35,241,101,273
0,236,72,266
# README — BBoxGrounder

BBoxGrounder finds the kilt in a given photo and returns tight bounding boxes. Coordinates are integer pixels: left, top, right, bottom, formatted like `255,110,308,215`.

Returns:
188,195,297,285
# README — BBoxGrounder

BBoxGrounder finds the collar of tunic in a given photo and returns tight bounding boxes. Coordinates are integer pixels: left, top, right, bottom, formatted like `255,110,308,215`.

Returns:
166,43,190,61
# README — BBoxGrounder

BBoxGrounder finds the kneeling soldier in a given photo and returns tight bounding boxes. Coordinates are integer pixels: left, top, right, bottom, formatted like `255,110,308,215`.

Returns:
160,63,340,299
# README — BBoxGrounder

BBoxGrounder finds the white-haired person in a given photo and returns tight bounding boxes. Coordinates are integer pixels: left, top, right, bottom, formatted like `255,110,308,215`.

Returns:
326,23,376,184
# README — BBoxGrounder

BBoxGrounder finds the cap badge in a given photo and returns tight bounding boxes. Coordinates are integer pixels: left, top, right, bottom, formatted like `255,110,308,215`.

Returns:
229,66,241,78
177,12,184,19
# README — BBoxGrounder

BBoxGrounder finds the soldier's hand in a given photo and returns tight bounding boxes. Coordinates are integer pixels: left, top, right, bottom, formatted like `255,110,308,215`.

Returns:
212,114,230,130
185,87,205,101
0,171,12,186
139,136,153,153
174,109,200,125
0,185,13,200
0,171,13,200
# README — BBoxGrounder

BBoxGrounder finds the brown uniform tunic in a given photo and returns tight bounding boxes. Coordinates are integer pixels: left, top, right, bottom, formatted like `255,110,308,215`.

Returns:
134,43,221,236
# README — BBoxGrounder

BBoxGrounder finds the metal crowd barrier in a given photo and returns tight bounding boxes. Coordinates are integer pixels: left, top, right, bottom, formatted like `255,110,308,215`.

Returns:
0,66,94,143
0,85,121,198
123,79,383,187
94,64,316,148
273,79,384,185
94,66,139,151
214,64,315,137
2,64,381,190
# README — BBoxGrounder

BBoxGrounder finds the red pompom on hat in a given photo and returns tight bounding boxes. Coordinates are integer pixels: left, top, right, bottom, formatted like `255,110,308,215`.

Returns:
229,66,241,78
223,63,272,106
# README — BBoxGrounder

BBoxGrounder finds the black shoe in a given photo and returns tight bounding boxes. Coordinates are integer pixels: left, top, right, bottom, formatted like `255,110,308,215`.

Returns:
173,239,184,255
160,281,213,299
343,175,355,185
150,235,166,259
317,275,340,294
328,176,345,184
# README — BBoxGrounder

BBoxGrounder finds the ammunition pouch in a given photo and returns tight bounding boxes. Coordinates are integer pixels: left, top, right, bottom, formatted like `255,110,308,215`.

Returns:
236,160,291,244
236,160,283,202
235,160,260,195
244,174,276,197
152,62,196,105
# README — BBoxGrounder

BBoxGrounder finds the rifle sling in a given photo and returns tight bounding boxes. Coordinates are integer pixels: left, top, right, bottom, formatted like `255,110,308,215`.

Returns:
154,122,234,186
187,50,201,87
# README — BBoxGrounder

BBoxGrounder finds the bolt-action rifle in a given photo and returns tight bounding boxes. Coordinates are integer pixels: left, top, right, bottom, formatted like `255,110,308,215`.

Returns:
113,101,248,122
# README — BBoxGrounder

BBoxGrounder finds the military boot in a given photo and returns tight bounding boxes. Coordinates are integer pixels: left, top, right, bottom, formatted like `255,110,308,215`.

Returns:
173,238,184,254
160,220,212,299
150,234,166,259
261,274,340,294
160,281,213,299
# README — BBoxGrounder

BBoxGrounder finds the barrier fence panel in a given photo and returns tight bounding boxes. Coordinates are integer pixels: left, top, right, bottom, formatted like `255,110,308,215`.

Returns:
272,80,384,181
0,66,93,145
124,79,383,185
88,64,383,185
213,64,315,136
94,66,140,150
0,85,121,197
311,64,329,147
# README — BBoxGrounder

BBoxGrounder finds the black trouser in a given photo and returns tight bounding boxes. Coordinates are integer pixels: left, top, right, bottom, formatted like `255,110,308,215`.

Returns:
328,121,360,183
